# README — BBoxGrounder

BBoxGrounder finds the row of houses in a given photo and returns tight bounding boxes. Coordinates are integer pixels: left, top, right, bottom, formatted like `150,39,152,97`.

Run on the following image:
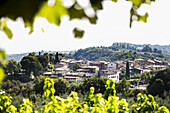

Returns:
44,58,170,82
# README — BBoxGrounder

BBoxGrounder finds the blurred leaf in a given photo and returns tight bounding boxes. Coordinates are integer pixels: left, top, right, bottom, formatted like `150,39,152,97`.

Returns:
68,3,98,24
73,28,84,38
137,13,149,23
0,49,6,61
0,68,4,83
90,0,103,11
0,19,13,39
68,4,86,20
36,0,67,26
130,0,145,7
2,25,13,39
89,15,98,24
0,0,47,31
112,0,118,2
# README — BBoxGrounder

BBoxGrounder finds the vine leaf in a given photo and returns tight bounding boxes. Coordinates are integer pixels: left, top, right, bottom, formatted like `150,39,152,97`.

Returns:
112,0,118,2
67,3,98,24
0,0,47,33
73,28,84,38
0,49,6,61
36,0,68,26
2,25,13,39
0,19,13,39
0,68,4,83
137,13,149,23
90,0,103,11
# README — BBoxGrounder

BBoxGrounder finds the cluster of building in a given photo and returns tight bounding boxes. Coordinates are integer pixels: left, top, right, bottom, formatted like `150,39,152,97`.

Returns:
44,58,170,82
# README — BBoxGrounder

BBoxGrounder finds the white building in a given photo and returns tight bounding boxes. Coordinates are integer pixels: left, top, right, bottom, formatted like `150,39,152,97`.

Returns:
107,62,117,70
100,69,120,82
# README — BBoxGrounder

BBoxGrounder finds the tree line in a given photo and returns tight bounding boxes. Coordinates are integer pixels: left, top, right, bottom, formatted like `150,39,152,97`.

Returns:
66,46,167,62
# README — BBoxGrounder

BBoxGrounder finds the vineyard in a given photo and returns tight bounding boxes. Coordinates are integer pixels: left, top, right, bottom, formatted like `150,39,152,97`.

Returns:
0,78,169,113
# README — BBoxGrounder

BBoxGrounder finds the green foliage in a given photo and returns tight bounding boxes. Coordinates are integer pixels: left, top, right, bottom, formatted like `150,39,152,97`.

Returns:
116,78,131,98
20,99,33,113
131,93,158,113
80,76,107,94
0,68,5,83
6,59,20,75
0,49,6,83
147,68,170,96
73,28,84,38
36,55,49,69
126,61,130,79
54,77,69,96
156,106,170,113
72,63,80,71
142,45,153,53
104,79,116,100
66,46,157,62
0,78,170,113
20,55,43,76
0,19,13,39
36,0,67,26
55,52,59,64
0,90,17,113
43,78,55,100
34,75,46,95
149,79,164,96
0,0,155,38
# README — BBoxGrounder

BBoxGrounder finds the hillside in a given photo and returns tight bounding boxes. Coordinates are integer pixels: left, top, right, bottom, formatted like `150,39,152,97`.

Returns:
66,46,170,62
6,43,170,62
112,42,170,54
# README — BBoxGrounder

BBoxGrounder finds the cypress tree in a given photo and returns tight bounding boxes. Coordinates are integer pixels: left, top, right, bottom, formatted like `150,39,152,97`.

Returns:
126,61,130,79
55,52,59,64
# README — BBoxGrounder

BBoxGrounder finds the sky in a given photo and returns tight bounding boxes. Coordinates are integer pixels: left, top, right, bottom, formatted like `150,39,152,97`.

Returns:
0,0,170,54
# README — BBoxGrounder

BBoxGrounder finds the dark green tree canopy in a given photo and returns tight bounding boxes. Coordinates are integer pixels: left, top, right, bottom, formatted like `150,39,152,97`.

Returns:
5,59,20,75
20,55,43,76
147,68,170,96
36,55,49,69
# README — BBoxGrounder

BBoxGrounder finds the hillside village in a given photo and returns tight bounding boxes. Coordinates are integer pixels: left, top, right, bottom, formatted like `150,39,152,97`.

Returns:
44,54,170,83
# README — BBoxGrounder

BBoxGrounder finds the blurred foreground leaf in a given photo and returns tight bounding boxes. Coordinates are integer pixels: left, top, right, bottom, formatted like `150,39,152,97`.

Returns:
36,0,67,26
0,49,6,61
2,25,13,39
73,28,84,38
0,68,4,83
0,19,13,39
137,13,149,23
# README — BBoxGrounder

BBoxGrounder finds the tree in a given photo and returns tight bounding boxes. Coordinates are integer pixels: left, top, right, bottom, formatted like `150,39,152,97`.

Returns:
147,68,170,96
148,79,164,96
142,45,152,53
126,61,130,79
20,55,43,76
55,52,59,64
43,52,49,59
58,53,65,57
28,52,36,56
36,55,49,70
54,77,69,96
72,63,80,71
5,59,20,75
49,53,55,64
33,75,46,95
79,77,107,94
154,48,158,53
116,78,130,98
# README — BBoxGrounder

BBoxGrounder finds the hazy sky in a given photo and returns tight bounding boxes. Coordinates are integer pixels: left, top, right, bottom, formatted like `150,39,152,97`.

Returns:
0,0,170,54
